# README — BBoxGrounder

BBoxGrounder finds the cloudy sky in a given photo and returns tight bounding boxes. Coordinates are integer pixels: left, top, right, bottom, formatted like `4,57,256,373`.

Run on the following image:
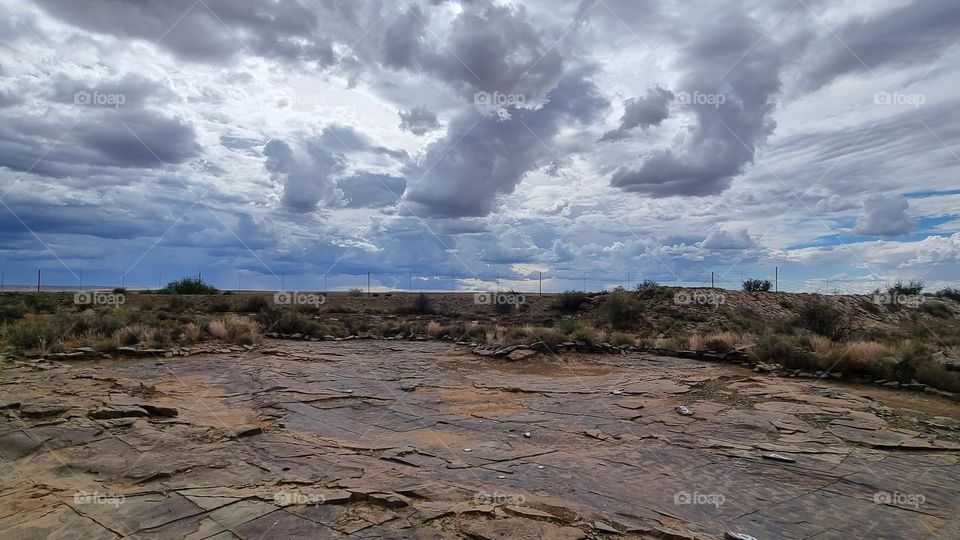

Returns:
0,0,958,292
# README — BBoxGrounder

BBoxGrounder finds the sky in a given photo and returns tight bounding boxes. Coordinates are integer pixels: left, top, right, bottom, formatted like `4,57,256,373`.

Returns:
0,0,958,293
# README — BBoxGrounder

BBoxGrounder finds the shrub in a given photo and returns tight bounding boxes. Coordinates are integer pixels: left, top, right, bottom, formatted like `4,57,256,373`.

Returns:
160,278,219,295
256,310,323,337
552,291,588,313
889,280,924,296
112,288,127,295
919,301,952,318
635,280,660,291
570,324,605,344
594,292,640,330
207,300,232,313
349,288,364,297
241,296,271,313
935,288,960,302
395,293,434,315
798,298,845,338
750,334,820,371
742,279,772,292
609,331,636,346
0,300,28,323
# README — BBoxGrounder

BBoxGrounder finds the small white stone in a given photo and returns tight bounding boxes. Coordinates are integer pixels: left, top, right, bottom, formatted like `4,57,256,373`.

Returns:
463,448,472,452
537,465,544,469
496,475,506,479
523,432,531,438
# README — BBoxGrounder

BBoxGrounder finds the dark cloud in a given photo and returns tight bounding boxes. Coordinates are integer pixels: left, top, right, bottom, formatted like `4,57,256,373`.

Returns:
600,86,673,141
388,1,566,101
34,0,335,65
0,109,200,178
264,138,344,213
399,106,441,135
402,68,608,218
338,173,406,208
798,0,960,92
611,13,781,197
855,194,915,236
264,125,409,213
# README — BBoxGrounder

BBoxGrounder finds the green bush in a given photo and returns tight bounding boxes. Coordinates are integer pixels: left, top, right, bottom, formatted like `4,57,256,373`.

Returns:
160,278,219,295
241,296,271,313
889,280,924,296
395,293,434,315
0,300,28,323
935,288,960,302
743,279,772,292
919,301,952,318
594,292,640,330
750,334,820,371
552,291,588,313
798,298,845,338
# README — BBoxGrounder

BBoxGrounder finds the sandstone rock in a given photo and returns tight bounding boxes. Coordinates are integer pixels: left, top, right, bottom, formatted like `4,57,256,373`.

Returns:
89,407,149,420
507,349,538,361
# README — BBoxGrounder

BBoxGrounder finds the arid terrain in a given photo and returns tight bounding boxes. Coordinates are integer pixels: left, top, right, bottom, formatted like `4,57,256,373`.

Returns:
2,338,959,539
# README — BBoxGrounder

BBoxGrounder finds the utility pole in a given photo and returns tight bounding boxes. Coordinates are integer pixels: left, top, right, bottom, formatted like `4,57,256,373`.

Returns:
627,271,630,290
1,270,4,292
37,269,41,292
539,272,542,296
452,271,455,293
496,272,500,293
711,272,715,289
367,272,371,296
583,272,586,292
775,266,778,292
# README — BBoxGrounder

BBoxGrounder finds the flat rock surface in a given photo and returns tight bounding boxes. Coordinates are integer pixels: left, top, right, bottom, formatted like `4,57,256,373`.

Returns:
1,340,958,539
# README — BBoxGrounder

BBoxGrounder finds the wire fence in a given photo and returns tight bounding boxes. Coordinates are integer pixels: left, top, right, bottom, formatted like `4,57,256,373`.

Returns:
0,265,921,295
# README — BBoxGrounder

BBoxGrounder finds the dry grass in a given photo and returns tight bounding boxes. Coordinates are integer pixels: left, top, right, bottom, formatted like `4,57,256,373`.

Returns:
180,322,202,344
686,332,753,352
823,340,891,374
113,324,158,347
808,335,834,356
208,319,229,340
208,316,262,345
426,321,443,338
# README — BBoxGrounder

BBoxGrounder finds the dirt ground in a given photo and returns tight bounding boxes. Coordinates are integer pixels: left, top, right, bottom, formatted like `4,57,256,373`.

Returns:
1,341,959,539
